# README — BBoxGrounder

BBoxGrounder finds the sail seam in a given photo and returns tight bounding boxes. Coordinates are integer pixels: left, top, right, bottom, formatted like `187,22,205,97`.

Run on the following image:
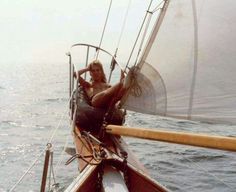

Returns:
187,0,198,119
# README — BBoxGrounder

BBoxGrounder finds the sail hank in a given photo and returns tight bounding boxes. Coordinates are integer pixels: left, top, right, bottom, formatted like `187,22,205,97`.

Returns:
122,0,236,124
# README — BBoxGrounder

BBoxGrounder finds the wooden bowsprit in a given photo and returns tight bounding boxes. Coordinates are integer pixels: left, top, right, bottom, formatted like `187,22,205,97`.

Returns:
106,125,236,152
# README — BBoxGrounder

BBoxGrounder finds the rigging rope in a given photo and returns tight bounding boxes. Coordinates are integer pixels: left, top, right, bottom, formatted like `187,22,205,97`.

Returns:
133,11,153,66
114,0,132,57
125,0,154,71
9,149,46,192
107,0,131,83
47,107,68,144
55,135,70,171
48,151,58,191
96,0,113,59
134,0,167,66
9,95,72,191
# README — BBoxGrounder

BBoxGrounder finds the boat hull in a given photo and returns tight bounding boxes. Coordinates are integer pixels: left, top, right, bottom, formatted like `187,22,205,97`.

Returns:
65,126,168,192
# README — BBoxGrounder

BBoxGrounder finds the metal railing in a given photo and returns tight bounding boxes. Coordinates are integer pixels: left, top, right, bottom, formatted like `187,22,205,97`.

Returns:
67,43,123,124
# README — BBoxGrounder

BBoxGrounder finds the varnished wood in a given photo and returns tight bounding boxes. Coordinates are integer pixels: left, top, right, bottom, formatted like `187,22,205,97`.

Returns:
106,125,236,151
66,125,168,191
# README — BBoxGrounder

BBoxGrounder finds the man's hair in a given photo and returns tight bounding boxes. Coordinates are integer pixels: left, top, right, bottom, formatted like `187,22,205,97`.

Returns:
89,60,107,83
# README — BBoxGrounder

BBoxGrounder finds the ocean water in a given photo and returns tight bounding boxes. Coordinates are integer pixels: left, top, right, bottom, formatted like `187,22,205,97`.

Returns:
1,62,236,192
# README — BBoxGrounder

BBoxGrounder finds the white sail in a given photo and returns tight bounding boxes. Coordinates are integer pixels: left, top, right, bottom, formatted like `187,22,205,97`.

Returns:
123,0,236,124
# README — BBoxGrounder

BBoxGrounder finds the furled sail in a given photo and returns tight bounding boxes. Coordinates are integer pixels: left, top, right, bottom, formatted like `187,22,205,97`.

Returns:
122,0,236,124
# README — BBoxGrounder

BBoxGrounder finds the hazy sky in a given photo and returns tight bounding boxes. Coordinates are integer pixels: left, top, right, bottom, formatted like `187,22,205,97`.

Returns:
0,0,154,65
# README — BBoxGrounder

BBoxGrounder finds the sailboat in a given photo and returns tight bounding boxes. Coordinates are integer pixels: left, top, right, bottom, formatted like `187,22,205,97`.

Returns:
39,0,236,191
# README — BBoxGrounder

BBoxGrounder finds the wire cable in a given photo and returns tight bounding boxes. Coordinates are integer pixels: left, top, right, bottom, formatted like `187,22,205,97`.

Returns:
96,0,113,59
9,148,46,192
125,0,154,71
114,0,132,57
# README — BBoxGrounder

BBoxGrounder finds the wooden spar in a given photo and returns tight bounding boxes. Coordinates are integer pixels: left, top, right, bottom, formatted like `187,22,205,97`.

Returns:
40,145,51,192
106,125,236,152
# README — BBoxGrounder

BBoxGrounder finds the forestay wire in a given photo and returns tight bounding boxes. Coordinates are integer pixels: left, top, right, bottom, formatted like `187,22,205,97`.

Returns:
125,0,154,71
134,0,166,65
114,0,132,58
133,10,153,66
96,0,113,59
108,0,132,82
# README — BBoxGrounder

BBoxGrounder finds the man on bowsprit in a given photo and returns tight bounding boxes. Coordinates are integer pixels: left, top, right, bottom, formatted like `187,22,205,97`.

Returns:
74,59,130,109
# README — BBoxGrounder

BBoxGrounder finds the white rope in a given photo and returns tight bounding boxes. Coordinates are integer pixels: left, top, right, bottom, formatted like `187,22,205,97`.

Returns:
10,50,78,191
54,135,70,172
125,0,154,70
135,0,167,64
96,0,113,59
9,95,72,191
47,111,67,144
48,151,58,191
114,0,132,57
48,152,52,190
134,11,153,66
9,148,46,192
47,94,73,144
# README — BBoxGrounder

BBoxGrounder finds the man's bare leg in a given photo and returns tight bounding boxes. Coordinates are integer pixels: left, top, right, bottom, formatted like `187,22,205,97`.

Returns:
91,82,124,108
